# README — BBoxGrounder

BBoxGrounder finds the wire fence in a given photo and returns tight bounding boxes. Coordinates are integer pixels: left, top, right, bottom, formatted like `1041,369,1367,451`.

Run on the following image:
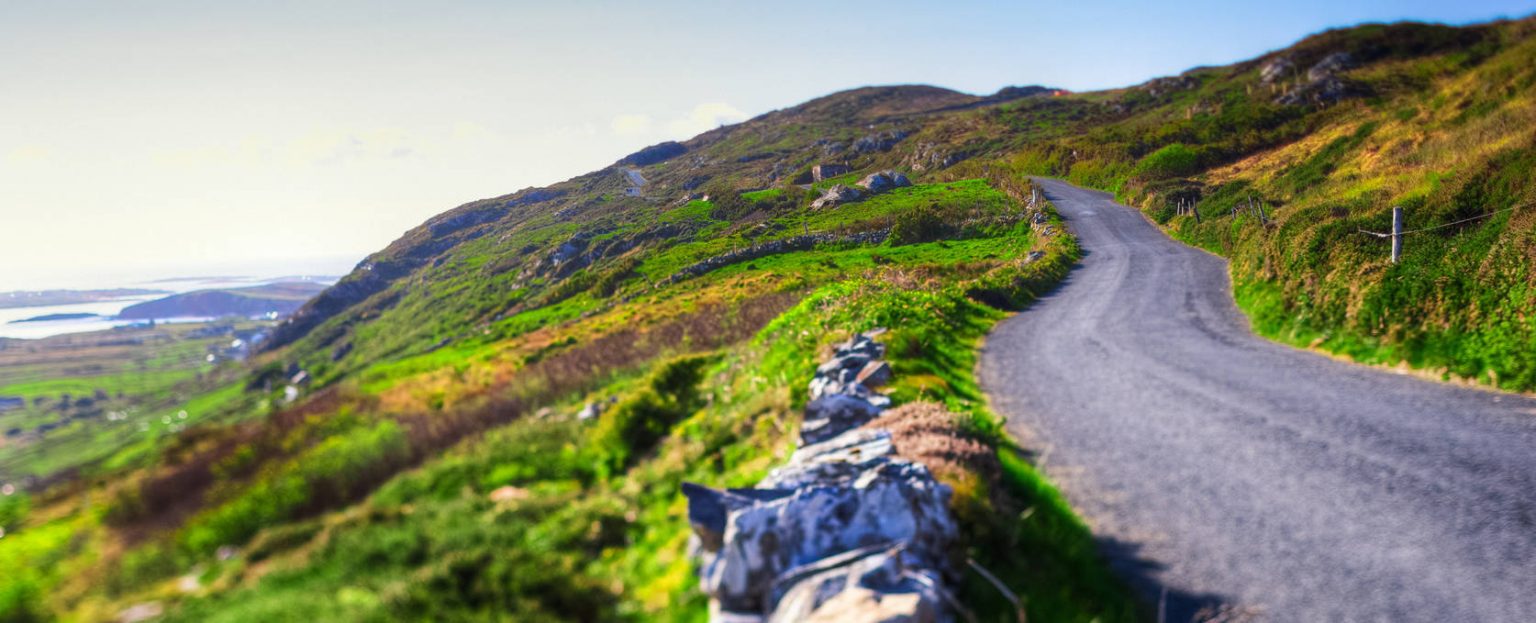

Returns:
1357,202,1525,238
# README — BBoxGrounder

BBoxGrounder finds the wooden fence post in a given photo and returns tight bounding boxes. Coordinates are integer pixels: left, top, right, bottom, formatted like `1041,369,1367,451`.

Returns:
1391,206,1403,264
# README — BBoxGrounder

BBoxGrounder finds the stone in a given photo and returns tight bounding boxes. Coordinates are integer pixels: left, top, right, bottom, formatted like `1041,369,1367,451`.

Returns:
1259,56,1293,84
801,394,883,445
1274,51,1356,106
766,545,950,623
577,401,604,421
852,130,909,154
1308,51,1354,82
818,353,870,376
812,163,851,182
686,329,957,621
856,170,911,194
855,361,893,388
811,184,863,209
697,460,956,612
764,428,896,489
683,482,732,552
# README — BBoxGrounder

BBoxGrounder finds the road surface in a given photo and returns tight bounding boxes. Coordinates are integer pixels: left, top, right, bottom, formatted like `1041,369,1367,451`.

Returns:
978,179,1536,622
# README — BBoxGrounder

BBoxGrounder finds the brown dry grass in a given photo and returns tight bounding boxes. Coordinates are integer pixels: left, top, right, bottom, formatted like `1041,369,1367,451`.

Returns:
861,401,999,486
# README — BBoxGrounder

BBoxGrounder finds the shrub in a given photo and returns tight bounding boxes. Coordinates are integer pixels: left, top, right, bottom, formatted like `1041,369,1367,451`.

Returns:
587,355,714,476
1133,143,1200,179
890,206,950,245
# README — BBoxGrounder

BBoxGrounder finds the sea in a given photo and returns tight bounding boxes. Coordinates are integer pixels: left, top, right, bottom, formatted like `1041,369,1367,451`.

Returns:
0,256,358,340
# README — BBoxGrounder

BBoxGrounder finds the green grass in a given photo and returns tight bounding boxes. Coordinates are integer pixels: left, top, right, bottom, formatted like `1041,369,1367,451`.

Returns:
32,180,1133,622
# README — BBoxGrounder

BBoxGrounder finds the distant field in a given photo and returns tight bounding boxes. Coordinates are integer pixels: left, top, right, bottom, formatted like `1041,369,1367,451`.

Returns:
0,321,270,483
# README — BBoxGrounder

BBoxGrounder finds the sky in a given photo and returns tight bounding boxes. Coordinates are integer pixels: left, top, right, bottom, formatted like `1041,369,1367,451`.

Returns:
2,0,1531,291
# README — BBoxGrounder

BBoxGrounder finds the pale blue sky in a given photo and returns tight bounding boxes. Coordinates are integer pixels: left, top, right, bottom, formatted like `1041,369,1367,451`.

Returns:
1,1,1531,289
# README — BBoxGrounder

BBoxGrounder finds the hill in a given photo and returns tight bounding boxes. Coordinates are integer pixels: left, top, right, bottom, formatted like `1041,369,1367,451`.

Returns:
2,15,1534,623
118,282,329,321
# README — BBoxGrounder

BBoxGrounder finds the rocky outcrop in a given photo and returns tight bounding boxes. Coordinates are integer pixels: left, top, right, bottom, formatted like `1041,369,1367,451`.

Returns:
1259,56,1294,84
811,163,851,182
907,143,968,172
811,170,910,209
1141,74,1199,97
852,130,909,154
1276,51,1354,106
856,171,911,194
684,331,960,622
811,184,863,209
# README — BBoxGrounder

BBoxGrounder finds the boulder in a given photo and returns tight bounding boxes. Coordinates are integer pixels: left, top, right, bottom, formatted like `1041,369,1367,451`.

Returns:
697,461,956,612
817,352,870,376
766,545,950,623
801,394,883,445
856,171,911,193
812,163,851,182
811,184,863,209
1308,52,1354,82
1259,56,1293,84
855,361,893,388
763,428,896,490
1275,51,1356,106
837,333,887,358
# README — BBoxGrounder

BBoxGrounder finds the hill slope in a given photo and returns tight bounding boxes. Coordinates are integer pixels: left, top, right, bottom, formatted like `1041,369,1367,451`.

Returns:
3,15,1535,623
118,283,328,320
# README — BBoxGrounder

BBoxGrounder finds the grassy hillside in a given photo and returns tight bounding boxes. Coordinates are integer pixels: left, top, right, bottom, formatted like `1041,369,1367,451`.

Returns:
923,18,1536,390
3,14,1534,623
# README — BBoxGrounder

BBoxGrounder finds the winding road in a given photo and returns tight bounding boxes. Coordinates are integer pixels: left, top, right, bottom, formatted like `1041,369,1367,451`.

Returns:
978,179,1536,622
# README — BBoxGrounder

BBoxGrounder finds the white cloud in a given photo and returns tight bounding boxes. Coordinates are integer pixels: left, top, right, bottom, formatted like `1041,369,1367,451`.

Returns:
610,113,654,136
611,103,748,139
666,102,748,135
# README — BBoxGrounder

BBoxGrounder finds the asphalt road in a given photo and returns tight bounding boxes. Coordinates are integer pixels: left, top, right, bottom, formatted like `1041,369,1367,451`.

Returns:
978,179,1536,622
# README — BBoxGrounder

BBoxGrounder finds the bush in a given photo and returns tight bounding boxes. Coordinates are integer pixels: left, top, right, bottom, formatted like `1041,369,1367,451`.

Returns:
0,493,27,531
1133,143,1200,180
890,206,950,245
587,355,714,477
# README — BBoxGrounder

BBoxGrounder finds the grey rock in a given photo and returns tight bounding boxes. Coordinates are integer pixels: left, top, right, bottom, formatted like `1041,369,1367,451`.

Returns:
765,429,895,489
698,461,957,612
1260,56,1294,84
837,335,887,359
856,171,912,194
818,353,870,376
1275,51,1356,106
766,545,951,623
852,130,909,154
812,164,851,182
811,184,863,209
801,394,883,445
1308,52,1354,81
855,361,893,388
